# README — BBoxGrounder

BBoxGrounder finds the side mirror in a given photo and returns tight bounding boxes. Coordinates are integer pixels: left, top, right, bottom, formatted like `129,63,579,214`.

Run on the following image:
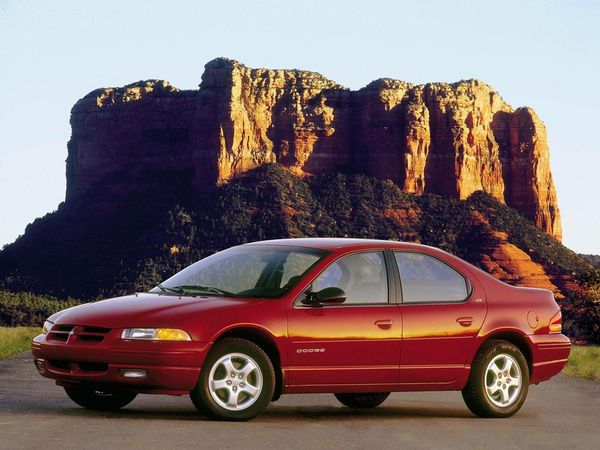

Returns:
302,287,346,306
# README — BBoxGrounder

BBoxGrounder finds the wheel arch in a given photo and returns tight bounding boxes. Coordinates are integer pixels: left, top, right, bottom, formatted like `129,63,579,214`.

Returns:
474,330,533,376
211,326,284,401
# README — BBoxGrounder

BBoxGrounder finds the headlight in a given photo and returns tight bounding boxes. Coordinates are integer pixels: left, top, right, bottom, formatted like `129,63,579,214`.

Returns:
42,320,53,335
121,328,192,341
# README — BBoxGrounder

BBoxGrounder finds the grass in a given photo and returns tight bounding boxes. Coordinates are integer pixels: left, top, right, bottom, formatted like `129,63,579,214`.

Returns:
563,345,600,381
0,326,41,361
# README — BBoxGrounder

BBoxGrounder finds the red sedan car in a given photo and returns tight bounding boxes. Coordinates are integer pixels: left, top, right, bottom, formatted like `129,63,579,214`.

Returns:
32,238,570,420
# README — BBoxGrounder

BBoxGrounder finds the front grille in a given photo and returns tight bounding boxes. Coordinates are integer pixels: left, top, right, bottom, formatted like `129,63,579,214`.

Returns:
47,325,111,344
82,326,110,334
79,335,104,342
48,325,74,342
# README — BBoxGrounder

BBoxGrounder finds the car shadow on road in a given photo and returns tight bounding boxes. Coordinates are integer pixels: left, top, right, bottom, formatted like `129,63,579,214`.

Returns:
260,404,474,421
28,403,475,422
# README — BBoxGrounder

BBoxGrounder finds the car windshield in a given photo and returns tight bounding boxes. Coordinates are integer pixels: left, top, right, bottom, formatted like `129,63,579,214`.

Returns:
150,245,327,298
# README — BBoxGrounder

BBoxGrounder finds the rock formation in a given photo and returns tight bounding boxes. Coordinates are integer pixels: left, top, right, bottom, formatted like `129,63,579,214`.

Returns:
66,58,561,240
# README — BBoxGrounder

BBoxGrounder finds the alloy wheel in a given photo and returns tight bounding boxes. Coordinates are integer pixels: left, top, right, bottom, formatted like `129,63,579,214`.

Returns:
207,352,263,411
484,353,522,407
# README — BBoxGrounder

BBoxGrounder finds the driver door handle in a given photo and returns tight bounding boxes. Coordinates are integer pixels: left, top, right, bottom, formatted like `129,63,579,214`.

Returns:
374,319,394,329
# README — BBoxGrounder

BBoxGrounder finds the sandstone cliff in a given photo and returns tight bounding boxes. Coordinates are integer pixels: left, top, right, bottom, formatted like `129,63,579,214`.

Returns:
66,58,561,240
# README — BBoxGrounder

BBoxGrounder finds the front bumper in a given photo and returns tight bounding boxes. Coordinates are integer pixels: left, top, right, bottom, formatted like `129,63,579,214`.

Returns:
31,333,210,394
528,333,571,384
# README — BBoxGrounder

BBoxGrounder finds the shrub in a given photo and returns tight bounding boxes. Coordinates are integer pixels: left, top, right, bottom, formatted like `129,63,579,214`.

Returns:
0,291,81,326
560,291,600,344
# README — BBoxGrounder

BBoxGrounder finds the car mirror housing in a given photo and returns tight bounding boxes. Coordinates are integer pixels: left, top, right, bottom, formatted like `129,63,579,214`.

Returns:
302,287,346,306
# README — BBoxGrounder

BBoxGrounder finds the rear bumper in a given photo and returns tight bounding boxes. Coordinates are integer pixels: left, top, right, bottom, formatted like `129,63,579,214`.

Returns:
31,333,210,394
528,333,571,384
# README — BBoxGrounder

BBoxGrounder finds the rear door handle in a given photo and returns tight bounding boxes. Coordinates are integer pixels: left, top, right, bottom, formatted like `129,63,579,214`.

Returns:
456,316,474,327
374,319,394,329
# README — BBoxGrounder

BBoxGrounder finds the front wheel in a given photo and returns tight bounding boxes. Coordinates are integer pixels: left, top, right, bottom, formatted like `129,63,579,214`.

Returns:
191,338,275,421
64,386,137,411
462,340,529,418
334,392,390,408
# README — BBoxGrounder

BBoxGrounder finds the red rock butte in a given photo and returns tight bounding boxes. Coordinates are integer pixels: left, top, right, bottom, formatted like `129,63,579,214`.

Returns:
66,58,561,240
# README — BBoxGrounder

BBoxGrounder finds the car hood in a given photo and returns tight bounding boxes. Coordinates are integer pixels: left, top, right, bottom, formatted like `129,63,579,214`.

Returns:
49,293,264,330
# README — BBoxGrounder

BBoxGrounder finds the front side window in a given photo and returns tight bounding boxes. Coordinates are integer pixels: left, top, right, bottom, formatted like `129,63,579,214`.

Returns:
312,251,388,304
152,245,326,298
394,252,469,303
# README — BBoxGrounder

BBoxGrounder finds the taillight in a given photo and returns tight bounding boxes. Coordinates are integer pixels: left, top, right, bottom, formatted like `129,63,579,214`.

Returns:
549,310,562,333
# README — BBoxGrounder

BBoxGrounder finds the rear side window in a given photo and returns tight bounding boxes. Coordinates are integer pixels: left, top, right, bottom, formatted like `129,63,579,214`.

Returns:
394,252,469,303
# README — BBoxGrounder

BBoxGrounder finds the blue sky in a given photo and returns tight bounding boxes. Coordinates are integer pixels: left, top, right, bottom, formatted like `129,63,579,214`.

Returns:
0,0,599,253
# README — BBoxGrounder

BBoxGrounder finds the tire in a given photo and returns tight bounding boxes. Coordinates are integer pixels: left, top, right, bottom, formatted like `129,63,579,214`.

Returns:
64,386,137,411
191,338,275,421
462,340,529,418
334,392,390,409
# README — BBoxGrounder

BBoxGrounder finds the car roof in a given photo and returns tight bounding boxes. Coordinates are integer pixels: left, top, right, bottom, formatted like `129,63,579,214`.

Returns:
243,237,435,252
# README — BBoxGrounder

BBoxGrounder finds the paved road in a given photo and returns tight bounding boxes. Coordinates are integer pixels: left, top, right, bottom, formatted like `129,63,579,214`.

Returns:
0,353,598,449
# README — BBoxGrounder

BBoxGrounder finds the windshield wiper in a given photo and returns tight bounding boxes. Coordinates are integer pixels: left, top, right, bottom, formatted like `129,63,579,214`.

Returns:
169,285,234,297
156,283,183,295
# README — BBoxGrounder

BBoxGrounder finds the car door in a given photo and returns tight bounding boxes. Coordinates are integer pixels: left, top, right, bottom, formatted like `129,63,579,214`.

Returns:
286,250,402,390
393,251,487,384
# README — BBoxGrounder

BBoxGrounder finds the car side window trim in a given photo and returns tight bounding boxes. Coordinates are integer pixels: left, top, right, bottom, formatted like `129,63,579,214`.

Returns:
293,249,394,308
391,250,474,305
383,249,400,304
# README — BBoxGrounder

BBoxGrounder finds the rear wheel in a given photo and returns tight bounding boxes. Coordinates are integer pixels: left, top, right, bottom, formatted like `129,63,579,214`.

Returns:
334,392,390,409
191,338,275,421
64,386,137,411
462,340,529,418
